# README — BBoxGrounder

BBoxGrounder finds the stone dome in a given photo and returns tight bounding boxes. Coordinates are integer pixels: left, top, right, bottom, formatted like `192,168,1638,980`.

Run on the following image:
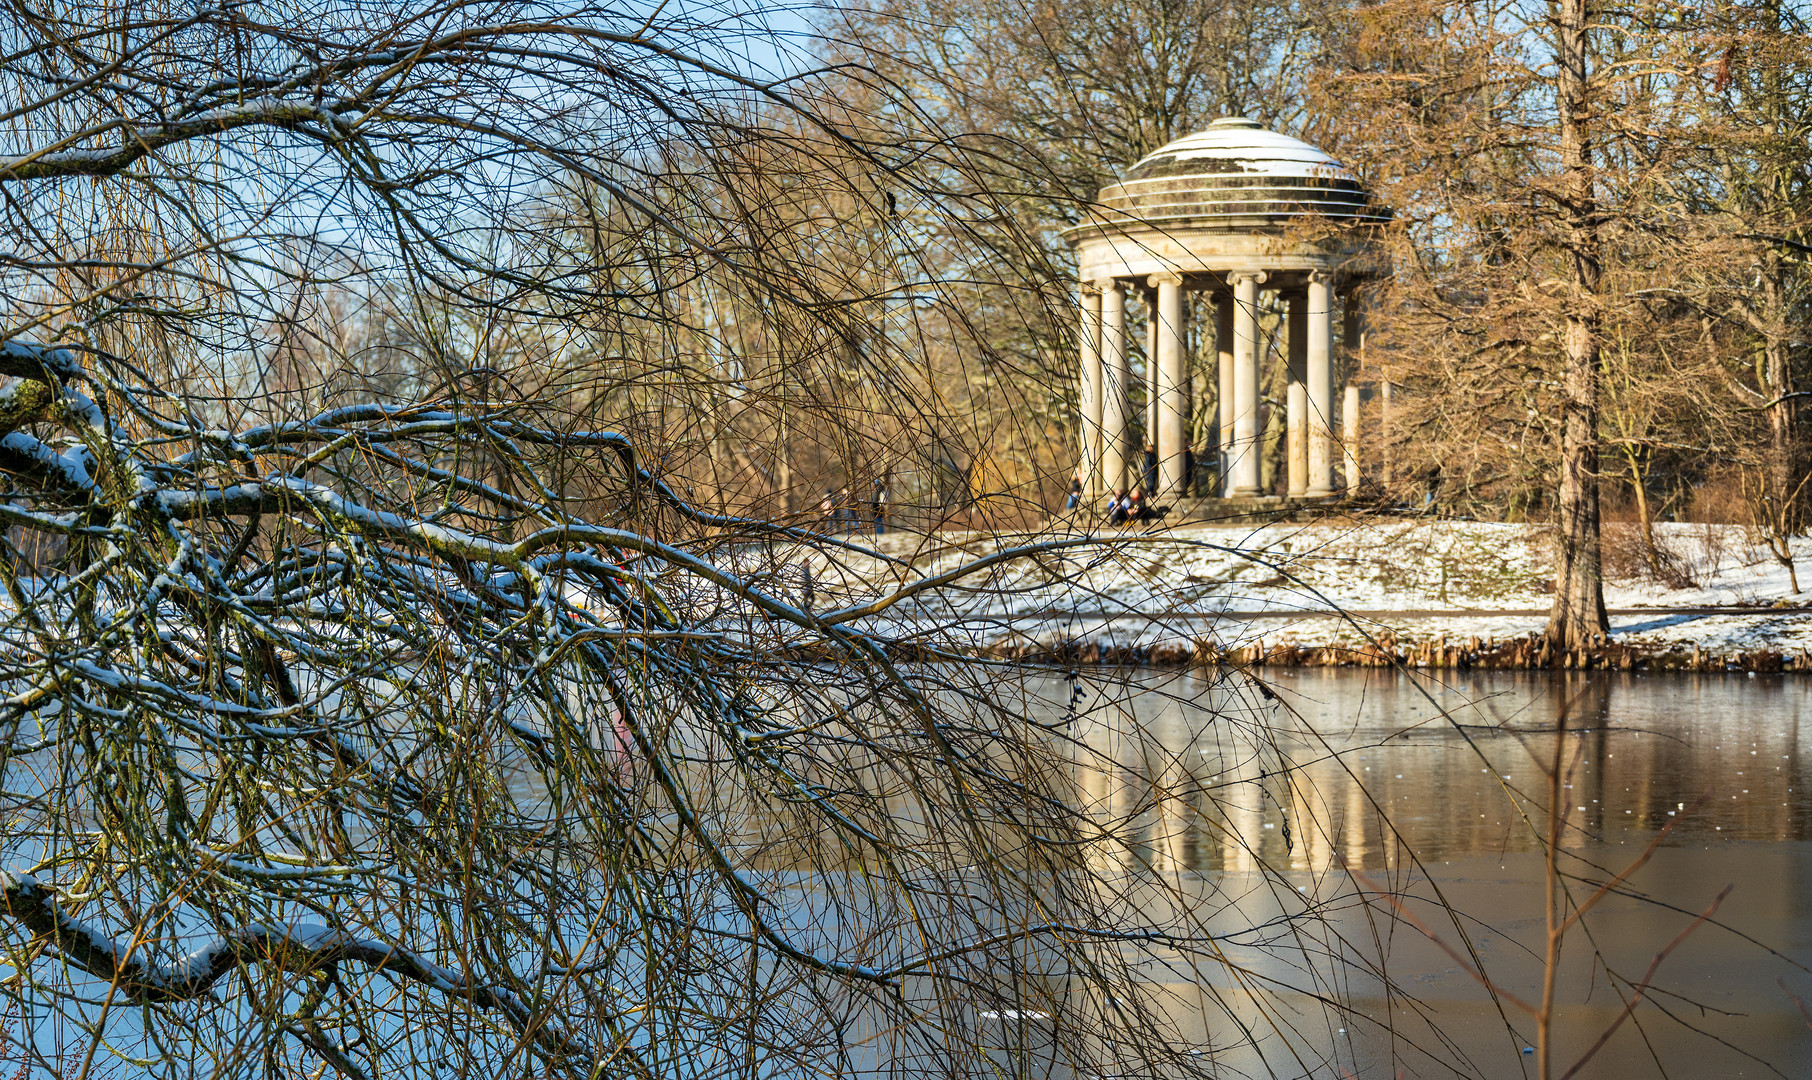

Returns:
1094,117,1389,229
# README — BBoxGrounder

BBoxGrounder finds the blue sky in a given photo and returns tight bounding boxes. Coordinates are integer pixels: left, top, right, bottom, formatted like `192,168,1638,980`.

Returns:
645,0,826,80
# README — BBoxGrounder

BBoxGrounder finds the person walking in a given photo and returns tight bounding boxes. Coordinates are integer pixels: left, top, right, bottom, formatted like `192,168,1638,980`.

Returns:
820,488,837,531
870,479,887,535
1064,476,1082,512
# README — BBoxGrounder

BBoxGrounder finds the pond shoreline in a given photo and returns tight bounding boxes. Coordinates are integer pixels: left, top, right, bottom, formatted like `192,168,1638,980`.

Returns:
802,521,1812,660
978,633,1812,671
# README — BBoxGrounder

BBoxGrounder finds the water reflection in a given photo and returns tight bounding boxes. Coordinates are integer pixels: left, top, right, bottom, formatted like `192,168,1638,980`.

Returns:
1062,667,1812,1078
1068,667,1812,876
503,665,1812,1077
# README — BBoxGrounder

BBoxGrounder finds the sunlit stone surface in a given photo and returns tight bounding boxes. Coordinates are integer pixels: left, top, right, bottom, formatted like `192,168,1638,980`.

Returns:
1066,118,1386,504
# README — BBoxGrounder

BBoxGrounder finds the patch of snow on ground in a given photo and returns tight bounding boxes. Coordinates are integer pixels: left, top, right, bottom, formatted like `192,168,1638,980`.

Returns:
789,520,1812,654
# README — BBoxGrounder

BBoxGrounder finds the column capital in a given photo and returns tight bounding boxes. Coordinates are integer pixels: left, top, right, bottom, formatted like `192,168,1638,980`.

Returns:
1147,271,1184,288
1307,269,1333,286
1092,277,1126,293
1226,270,1268,287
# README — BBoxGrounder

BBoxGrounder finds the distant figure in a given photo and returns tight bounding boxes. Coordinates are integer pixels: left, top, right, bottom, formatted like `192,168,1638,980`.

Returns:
820,488,837,530
871,479,887,534
1106,487,1129,527
1064,476,1082,511
1142,445,1158,493
604,706,635,770
838,485,855,531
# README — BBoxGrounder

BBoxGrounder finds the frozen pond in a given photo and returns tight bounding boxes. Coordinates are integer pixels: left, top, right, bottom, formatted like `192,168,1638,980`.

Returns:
1060,666,1812,1079
11,664,1807,1079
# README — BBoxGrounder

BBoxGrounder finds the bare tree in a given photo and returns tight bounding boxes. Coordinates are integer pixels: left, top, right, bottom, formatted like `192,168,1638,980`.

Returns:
1666,1,1812,534
824,0,1327,200
1543,0,1612,646
814,0,1351,512
0,2,1379,1077
1305,0,1766,645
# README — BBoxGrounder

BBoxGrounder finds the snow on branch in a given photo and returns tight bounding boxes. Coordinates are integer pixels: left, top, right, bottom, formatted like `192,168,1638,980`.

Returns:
0,872,578,1053
0,341,82,382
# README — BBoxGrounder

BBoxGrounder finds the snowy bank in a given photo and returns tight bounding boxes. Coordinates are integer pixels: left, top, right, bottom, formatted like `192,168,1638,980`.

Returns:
769,519,1812,665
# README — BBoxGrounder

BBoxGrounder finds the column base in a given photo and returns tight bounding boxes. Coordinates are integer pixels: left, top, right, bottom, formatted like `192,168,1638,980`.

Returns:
1305,485,1339,498
1230,486,1264,498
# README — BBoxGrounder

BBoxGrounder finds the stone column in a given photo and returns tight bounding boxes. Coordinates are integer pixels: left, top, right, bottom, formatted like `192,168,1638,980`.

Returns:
1077,285,1103,499
1229,271,1266,498
1343,383,1361,488
1216,292,1235,497
1151,272,1187,498
1145,288,1160,483
1306,272,1337,496
1341,290,1365,489
1285,290,1308,497
1287,383,1307,497
1100,280,1129,495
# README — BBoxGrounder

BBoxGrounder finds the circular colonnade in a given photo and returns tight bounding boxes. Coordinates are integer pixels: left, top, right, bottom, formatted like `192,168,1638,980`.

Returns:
1065,116,1389,503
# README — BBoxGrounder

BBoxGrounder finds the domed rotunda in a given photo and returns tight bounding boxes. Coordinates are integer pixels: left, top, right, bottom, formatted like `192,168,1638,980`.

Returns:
1066,117,1387,504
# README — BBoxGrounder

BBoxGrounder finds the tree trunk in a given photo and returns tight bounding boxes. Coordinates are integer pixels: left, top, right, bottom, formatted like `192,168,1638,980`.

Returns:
1624,447,1658,574
1760,0,1806,535
1764,290,1804,534
1545,0,1610,655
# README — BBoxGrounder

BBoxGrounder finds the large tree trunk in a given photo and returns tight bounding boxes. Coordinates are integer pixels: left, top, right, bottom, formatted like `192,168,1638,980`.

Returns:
1549,322,1610,650
1545,0,1610,656
1759,0,1807,534
1763,269,1805,534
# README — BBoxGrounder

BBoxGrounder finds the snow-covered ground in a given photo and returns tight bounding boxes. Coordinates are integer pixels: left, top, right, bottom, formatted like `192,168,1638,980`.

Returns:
776,519,1812,656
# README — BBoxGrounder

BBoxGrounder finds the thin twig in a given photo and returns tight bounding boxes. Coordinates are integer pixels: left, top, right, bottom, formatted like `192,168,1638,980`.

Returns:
1559,791,1710,936
1559,884,1733,1080
1338,855,1537,1016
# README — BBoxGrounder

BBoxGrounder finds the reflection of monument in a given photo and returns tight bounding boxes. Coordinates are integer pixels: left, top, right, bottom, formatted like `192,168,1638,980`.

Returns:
1065,117,1389,503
